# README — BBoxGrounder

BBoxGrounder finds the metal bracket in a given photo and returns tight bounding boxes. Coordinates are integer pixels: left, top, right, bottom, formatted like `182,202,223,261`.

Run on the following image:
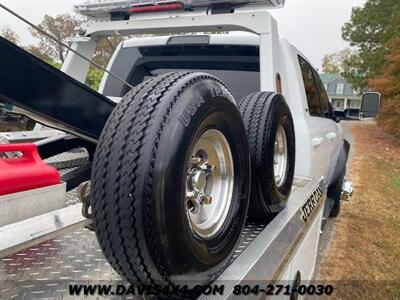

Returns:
65,36,92,43
77,181,94,231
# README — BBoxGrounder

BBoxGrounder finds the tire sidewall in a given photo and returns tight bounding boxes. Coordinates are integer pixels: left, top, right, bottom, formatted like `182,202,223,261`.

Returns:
149,78,250,280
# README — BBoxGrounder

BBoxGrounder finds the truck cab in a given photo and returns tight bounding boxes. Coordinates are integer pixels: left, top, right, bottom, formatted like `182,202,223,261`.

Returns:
99,33,344,188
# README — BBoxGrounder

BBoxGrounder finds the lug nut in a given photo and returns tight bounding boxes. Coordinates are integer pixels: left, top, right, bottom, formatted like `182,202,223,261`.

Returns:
186,199,196,212
202,163,216,173
200,195,212,205
190,156,202,165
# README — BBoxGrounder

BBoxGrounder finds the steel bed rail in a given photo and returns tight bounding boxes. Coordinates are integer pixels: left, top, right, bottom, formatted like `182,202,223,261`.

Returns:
200,177,325,300
0,167,324,299
0,204,90,259
0,130,66,143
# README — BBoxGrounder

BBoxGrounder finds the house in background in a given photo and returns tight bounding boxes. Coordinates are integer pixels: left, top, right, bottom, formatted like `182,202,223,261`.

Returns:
320,73,362,115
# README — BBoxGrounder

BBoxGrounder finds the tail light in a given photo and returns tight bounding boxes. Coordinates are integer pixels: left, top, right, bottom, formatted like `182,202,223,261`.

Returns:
130,2,184,14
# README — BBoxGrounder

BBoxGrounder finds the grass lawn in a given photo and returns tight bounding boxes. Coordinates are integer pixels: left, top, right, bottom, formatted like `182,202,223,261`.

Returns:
317,121,400,299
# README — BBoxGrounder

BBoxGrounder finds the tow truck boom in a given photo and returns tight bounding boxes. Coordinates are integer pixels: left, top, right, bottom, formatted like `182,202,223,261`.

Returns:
0,37,115,142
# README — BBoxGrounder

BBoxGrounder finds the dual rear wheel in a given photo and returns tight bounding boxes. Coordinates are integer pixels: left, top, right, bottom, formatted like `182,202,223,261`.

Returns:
91,72,295,289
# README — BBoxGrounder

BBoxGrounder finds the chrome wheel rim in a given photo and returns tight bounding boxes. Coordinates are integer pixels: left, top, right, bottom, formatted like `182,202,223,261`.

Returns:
274,125,288,187
185,129,234,238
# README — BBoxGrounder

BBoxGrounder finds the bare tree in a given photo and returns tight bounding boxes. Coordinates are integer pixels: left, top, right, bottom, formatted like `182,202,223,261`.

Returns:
0,26,20,44
321,48,353,74
28,14,130,68
93,36,125,67
28,14,81,63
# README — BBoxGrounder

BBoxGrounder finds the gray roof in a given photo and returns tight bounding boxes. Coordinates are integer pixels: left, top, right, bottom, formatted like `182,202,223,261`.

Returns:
319,73,340,84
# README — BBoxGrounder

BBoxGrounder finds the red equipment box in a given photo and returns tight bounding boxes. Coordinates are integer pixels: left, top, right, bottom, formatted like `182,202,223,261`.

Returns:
0,143,60,196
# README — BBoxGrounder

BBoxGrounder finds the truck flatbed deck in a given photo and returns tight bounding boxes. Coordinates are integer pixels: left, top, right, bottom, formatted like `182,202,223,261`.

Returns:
0,148,324,299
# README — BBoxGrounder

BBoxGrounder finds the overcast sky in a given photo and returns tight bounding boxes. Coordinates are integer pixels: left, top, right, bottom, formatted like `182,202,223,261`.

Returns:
0,0,366,68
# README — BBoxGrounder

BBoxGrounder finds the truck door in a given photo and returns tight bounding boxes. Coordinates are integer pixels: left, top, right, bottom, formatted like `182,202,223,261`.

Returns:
311,68,342,184
298,56,338,182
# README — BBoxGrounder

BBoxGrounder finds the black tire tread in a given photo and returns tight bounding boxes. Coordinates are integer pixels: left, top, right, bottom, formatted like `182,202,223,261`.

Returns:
239,92,275,219
239,92,295,221
91,72,233,286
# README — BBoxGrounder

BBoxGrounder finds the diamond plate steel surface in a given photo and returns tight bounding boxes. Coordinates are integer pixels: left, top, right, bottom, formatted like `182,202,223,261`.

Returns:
65,188,80,207
0,223,265,299
0,152,266,299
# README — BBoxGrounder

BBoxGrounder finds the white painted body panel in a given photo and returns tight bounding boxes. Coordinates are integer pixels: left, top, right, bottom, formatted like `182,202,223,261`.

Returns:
60,10,344,291
277,207,324,299
100,32,342,184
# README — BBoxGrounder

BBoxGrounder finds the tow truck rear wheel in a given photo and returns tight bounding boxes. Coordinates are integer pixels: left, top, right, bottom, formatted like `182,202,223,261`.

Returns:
328,167,346,217
239,92,295,221
91,72,250,290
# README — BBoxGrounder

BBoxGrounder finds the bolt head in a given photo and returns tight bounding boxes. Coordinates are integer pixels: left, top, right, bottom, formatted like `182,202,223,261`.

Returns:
201,195,212,205
201,163,216,173
186,199,196,213
190,156,202,165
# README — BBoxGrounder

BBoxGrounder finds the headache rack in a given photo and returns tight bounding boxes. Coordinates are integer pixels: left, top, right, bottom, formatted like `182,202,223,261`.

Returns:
1,6,283,141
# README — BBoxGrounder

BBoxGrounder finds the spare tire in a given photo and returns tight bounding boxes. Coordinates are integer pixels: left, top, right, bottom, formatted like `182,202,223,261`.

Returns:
91,72,250,291
239,92,295,221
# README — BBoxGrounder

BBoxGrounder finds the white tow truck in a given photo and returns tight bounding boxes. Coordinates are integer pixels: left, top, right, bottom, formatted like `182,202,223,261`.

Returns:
0,0,381,299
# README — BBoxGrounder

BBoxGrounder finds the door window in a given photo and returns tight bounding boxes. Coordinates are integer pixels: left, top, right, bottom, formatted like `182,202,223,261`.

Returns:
298,56,321,116
298,56,332,118
312,69,331,117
